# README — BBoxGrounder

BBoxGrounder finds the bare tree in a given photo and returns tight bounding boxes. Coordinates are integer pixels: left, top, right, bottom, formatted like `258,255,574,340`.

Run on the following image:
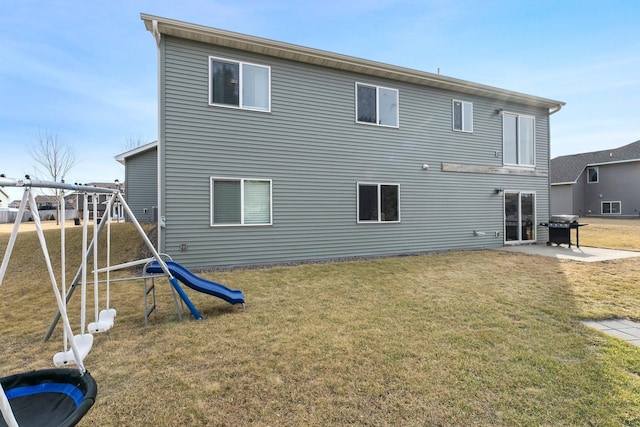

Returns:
122,135,145,152
30,131,78,224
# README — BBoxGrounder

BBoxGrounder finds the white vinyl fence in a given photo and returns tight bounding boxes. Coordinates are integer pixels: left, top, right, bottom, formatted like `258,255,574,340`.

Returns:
0,208,79,224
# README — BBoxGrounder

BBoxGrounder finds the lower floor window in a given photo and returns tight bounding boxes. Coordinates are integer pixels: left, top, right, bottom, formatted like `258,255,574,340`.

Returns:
602,201,621,214
211,177,272,225
357,183,400,223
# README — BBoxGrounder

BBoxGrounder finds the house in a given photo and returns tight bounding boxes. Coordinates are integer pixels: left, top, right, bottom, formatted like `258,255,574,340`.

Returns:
0,189,8,208
139,14,564,269
34,195,58,210
115,141,158,224
30,195,75,220
67,182,125,220
550,140,640,217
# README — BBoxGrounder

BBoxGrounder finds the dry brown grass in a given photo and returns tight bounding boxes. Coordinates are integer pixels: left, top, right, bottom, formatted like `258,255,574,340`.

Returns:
0,221,639,425
579,216,640,251
563,217,640,321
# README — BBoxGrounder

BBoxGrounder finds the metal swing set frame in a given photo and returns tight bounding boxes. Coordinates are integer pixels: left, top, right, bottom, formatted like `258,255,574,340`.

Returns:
0,176,199,426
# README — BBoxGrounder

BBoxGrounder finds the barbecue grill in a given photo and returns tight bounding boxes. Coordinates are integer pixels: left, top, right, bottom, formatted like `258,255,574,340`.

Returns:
539,215,588,248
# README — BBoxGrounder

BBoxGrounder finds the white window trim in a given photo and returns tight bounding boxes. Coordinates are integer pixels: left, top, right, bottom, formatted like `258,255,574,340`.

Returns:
208,56,271,112
355,82,400,128
601,201,621,215
502,112,536,168
587,166,599,183
356,182,401,224
452,99,473,133
210,177,273,226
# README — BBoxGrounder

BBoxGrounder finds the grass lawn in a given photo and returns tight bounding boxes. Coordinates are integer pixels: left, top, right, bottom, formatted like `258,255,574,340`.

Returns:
0,220,639,425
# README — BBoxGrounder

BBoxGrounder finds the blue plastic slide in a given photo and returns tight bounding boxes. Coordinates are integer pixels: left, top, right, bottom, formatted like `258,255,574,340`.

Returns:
146,261,245,307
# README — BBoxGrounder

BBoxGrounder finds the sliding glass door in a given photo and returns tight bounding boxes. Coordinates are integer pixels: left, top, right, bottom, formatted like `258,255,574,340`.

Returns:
505,192,535,243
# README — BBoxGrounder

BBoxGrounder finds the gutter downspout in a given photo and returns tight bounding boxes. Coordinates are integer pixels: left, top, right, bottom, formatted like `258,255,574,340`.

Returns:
152,19,161,47
546,103,563,222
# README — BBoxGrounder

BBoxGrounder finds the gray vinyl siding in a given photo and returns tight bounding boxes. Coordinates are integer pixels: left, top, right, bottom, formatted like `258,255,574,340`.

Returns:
159,35,551,269
583,162,640,216
125,148,157,223
551,184,574,215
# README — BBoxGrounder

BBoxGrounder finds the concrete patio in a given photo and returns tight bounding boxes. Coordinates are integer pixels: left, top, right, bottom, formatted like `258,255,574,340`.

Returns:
582,319,640,347
497,244,640,263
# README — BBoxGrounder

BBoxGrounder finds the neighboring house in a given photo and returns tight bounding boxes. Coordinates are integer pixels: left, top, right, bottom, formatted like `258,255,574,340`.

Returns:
67,182,125,219
139,14,564,269
115,141,158,224
34,195,58,210
0,189,8,208
551,139,640,217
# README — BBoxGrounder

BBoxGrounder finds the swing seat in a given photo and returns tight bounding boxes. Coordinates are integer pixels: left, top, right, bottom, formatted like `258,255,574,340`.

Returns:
0,368,97,427
88,309,116,334
53,334,94,368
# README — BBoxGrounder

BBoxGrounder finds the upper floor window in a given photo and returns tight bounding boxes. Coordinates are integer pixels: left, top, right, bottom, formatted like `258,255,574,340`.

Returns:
452,100,473,132
209,57,270,112
503,112,535,166
211,177,272,226
356,83,399,127
357,183,400,223
587,167,599,183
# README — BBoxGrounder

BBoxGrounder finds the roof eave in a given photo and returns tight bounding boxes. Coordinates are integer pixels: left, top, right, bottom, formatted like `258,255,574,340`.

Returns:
141,13,565,111
586,158,640,167
114,140,158,165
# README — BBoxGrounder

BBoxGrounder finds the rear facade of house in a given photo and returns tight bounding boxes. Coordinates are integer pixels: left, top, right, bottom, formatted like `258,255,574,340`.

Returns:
551,140,640,217
142,15,564,269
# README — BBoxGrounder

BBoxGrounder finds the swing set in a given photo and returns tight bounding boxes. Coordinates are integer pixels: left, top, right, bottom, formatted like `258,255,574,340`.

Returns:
0,176,200,426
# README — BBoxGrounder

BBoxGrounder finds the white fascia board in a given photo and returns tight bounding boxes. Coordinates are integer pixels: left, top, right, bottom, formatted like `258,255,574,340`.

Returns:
585,158,640,167
114,140,158,165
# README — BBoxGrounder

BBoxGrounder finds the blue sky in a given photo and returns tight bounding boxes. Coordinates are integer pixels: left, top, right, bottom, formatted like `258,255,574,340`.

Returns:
1,0,639,200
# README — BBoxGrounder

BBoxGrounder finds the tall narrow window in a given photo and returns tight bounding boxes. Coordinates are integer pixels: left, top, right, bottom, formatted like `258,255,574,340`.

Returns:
356,83,399,127
211,178,272,226
210,57,270,112
244,180,271,224
452,100,473,132
242,64,270,111
210,60,240,107
212,180,241,224
357,183,400,223
587,167,599,183
503,112,535,166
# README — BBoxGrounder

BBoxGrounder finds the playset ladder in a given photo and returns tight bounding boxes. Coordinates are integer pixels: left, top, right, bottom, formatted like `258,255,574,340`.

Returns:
143,276,156,325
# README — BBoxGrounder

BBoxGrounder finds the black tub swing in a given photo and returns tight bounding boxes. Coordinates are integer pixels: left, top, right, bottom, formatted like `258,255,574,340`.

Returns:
0,368,96,427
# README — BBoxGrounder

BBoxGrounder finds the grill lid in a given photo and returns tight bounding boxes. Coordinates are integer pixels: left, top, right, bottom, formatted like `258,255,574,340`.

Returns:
549,214,579,223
